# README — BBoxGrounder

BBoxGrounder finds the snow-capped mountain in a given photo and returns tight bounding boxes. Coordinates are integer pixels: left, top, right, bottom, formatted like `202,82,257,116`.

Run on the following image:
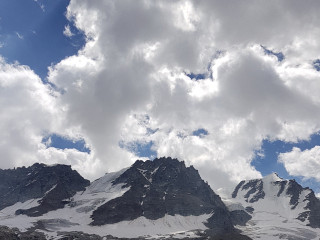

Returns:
0,158,251,239
1,158,320,240
229,173,320,240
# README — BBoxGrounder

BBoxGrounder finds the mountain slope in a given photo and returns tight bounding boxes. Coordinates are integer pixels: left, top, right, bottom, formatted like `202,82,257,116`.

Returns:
91,157,234,232
0,163,89,216
0,158,251,239
229,173,320,240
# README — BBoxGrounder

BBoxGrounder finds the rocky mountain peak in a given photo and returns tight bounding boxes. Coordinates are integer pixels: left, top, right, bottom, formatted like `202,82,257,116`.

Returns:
114,157,203,193
0,163,90,216
231,173,320,229
7,159,320,239
90,157,237,233
262,172,283,182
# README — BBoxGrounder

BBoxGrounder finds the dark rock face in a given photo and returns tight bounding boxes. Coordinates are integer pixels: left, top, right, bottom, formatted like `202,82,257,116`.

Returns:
232,179,265,203
286,180,303,209
243,180,265,203
244,206,254,214
0,226,46,240
91,157,234,232
230,210,252,226
0,163,89,216
283,179,320,227
275,180,286,197
231,180,245,198
303,191,320,228
204,232,253,240
57,231,104,240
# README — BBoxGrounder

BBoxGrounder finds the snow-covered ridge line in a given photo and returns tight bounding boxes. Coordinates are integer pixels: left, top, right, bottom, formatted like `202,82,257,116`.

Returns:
1,159,320,240
229,172,320,239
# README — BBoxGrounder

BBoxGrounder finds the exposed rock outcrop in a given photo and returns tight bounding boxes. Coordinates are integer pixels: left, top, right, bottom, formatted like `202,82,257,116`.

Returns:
91,157,234,233
0,163,90,216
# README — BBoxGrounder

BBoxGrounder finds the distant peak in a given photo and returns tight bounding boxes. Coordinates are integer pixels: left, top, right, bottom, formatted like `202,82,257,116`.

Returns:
30,162,71,169
31,162,46,167
153,157,180,162
263,172,283,182
131,157,185,171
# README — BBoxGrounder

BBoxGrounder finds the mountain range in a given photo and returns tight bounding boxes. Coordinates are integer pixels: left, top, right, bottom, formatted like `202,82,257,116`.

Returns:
0,157,319,240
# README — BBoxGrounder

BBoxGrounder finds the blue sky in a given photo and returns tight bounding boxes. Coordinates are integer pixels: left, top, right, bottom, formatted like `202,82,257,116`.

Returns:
0,0,84,79
1,0,320,193
252,135,320,193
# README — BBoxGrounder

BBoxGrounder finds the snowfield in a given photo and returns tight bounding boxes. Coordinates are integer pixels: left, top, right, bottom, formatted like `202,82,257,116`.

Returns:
1,170,320,240
0,168,211,239
226,173,320,240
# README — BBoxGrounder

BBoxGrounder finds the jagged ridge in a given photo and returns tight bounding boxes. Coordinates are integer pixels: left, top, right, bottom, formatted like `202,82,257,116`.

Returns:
232,173,320,228
0,163,90,216
90,157,235,233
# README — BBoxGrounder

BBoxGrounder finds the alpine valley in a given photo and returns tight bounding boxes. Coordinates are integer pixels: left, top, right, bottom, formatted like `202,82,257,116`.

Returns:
0,157,319,240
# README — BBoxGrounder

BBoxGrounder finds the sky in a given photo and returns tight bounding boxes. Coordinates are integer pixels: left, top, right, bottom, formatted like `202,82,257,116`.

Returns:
1,0,320,196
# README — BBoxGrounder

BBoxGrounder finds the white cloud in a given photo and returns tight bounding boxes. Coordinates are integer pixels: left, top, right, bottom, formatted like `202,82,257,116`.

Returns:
0,57,98,179
63,25,74,38
45,0,320,189
37,146,98,179
279,146,320,181
15,32,23,40
0,58,56,167
2,1,320,189
33,0,45,11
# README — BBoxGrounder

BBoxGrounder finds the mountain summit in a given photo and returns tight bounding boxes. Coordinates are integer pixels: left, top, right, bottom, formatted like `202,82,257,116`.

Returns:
0,163,89,216
0,158,251,239
230,172,320,239
91,157,234,231
1,159,320,239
